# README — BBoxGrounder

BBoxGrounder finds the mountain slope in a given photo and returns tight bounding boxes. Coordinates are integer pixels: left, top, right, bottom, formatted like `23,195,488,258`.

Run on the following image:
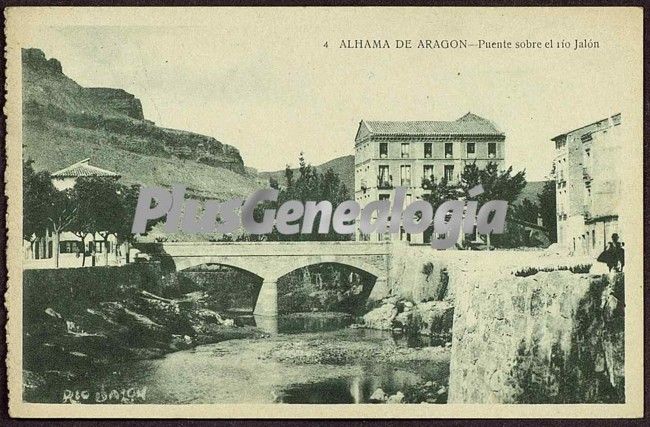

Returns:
513,181,547,205
22,48,259,200
259,154,354,194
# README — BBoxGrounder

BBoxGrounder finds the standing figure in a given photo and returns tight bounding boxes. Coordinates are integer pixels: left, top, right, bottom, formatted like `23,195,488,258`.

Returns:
597,233,624,272
611,233,624,272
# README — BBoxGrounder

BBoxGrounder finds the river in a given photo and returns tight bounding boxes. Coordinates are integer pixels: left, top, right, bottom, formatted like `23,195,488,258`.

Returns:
29,314,451,404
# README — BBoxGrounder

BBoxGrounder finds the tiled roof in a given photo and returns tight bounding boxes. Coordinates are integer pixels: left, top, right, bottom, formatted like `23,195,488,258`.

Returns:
364,113,504,136
52,158,120,178
551,113,621,141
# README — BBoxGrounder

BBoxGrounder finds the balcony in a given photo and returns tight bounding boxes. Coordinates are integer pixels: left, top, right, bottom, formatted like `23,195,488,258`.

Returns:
360,180,368,193
400,179,411,187
582,167,592,182
377,180,393,190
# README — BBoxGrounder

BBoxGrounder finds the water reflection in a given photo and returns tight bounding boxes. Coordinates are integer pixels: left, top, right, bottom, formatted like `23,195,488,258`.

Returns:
232,313,355,335
276,367,432,404
25,318,450,404
235,312,450,348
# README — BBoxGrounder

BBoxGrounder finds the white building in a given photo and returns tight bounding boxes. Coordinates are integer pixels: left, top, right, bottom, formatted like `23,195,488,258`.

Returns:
353,113,506,243
551,113,622,255
24,158,124,269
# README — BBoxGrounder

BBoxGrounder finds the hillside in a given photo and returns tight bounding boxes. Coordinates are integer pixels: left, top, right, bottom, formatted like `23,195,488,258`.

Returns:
259,154,355,194
514,181,548,205
22,48,260,200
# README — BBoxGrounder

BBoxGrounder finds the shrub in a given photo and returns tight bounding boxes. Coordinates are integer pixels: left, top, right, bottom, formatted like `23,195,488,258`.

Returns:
513,264,592,277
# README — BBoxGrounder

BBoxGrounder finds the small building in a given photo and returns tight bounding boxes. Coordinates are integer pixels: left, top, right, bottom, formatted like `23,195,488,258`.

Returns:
551,113,622,255
24,159,124,269
353,112,506,243
51,158,120,190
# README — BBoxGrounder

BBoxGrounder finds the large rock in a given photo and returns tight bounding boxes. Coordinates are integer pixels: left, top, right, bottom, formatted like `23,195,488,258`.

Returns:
386,391,405,404
415,301,454,335
362,303,397,330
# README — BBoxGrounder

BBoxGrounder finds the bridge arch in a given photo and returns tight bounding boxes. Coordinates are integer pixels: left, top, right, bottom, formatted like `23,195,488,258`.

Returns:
172,256,268,281
269,255,384,282
157,241,392,317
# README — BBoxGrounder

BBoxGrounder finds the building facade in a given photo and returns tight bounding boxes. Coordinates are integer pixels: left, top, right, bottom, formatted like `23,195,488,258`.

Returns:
551,113,622,255
24,158,124,268
354,112,506,243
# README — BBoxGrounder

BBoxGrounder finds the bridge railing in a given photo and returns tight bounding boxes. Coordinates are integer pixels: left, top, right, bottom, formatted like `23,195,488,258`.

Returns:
135,240,393,257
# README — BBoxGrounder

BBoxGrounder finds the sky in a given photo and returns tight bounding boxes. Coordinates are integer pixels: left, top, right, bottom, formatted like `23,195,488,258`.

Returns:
15,8,641,181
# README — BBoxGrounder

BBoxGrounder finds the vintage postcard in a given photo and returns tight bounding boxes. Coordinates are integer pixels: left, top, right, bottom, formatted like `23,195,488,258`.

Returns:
4,6,644,418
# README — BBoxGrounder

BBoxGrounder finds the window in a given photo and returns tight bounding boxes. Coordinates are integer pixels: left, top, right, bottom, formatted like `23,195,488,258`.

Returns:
378,165,391,188
444,165,454,182
423,165,434,181
592,230,596,249
401,143,409,158
379,194,390,201
400,165,411,186
424,143,432,158
379,142,388,158
94,241,105,253
445,143,453,158
466,142,475,155
488,142,497,158
59,241,81,254
400,226,411,242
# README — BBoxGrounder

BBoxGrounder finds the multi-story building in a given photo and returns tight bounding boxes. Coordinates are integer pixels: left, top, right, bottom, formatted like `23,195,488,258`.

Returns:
354,112,506,243
551,113,622,256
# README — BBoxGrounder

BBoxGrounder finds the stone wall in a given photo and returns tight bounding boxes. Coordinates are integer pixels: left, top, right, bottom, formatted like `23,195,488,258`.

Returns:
448,270,624,403
383,245,592,303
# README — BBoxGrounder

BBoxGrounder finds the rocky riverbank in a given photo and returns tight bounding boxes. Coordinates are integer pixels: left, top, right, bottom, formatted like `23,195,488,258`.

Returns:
23,288,268,399
361,297,454,344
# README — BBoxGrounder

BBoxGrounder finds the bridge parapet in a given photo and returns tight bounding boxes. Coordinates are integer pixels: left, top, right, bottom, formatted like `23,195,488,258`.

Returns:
141,241,393,316
158,241,392,257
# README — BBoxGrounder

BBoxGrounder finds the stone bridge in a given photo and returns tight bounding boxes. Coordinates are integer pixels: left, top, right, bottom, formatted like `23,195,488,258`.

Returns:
149,241,392,316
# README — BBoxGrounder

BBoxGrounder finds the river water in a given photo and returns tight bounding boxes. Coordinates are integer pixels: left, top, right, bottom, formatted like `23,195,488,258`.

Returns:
31,314,451,404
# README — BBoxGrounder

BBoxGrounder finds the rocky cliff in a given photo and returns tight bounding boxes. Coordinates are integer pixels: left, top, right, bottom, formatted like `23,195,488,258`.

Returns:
22,48,257,199
82,88,144,120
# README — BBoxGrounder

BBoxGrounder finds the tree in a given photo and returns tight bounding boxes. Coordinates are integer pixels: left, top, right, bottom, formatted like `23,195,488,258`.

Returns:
23,160,77,267
115,184,147,264
460,162,526,204
70,176,124,266
459,162,527,249
537,180,557,243
250,153,350,242
420,175,458,243
511,198,540,224
23,160,53,242
421,175,457,210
